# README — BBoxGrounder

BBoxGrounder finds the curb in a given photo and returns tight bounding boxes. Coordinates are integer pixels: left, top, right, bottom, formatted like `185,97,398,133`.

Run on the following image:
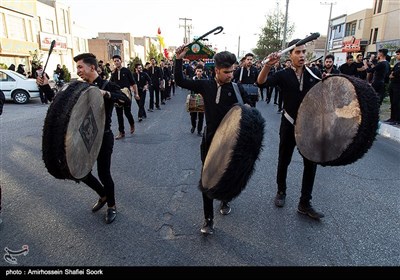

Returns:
378,121,400,142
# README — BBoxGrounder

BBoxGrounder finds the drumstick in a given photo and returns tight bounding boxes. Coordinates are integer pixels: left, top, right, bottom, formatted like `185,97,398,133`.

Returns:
185,26,224,47
262,32,320,65
42,40,56,78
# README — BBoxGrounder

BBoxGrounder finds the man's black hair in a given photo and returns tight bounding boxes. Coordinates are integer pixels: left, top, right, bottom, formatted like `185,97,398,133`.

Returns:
73,53,98,67
214,51,237,68
378,48,388,56
112,55,122,60
325,54,335,61
288,39,300,53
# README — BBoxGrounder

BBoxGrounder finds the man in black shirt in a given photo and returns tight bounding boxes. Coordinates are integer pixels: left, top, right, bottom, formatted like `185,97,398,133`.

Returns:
175,46,252,235
322,54,340,78
110,55,139,139
387,49,400,124
37,53,129,224
258,39,324,220
339,54,357,76
365,48,390,105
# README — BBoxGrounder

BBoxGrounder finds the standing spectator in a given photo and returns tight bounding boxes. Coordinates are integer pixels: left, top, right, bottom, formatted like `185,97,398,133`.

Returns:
339,55,357,76
16,64,26,76
365,48,390,105
354,54,367,80
8,64,16,71
386,49,400,125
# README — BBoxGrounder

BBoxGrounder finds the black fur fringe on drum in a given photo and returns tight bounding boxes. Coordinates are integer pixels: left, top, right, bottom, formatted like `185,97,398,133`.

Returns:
42,81,90,181
321,75,379,166
199,105,265,201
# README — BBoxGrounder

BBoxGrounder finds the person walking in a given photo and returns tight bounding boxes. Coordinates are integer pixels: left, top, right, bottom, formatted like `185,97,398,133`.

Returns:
37,53,130,224
110,55,139,139
175,45,253,235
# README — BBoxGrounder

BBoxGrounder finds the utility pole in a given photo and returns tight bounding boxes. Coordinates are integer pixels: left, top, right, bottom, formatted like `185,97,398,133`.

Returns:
179,18,192,44
237,35,240,58
282,0,289,49
321,1,336,59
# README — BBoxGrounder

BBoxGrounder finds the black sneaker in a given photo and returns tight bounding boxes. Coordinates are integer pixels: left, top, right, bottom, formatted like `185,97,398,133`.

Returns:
219,201,231,215
200,218,214,235
274,192,286,207
297,203,324,220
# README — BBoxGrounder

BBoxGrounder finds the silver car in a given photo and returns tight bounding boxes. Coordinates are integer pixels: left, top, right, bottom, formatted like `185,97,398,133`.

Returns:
0,69,40,104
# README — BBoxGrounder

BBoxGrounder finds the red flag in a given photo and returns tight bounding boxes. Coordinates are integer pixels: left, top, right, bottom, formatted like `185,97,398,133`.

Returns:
158,27,161,35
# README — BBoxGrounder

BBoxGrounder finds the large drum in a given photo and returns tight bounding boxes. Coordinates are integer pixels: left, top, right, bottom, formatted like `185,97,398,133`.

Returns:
295,74,379,166
200,104,265,201
42,81,105,181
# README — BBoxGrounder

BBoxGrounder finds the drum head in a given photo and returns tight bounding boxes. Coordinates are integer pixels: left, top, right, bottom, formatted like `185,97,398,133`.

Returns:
65,86,105,179
295,75,379,166
201,104,265,201
42,81,105,180
202,106,242,189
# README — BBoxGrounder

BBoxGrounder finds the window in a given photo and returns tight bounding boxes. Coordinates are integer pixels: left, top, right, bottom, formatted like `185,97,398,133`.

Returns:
373,28,378,44
369,29,373,43
373,0,378,14
26,20,33,42
0,13,7,38
358,19,363,30
345,21,357,36
42,18,54,33
64,9,70,34
377,0,383,13
351,22,356,36
7,15,26,41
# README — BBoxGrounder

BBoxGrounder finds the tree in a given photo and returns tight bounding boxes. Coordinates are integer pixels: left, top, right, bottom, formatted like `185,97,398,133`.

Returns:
62,65,71,82
147,43,161,63
127,57,143,72
253,6,294,60
29,49,43,74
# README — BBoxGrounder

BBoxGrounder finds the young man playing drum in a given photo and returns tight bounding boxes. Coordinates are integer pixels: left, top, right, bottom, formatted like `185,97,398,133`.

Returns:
175,46,253,235
37,53,130,224
257,39,324,220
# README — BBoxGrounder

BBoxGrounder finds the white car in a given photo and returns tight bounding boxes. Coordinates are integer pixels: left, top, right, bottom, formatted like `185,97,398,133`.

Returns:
0,69,40,104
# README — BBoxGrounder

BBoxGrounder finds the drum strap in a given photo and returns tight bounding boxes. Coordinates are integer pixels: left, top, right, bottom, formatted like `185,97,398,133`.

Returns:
101,80,109,90
305,66,322,81
283,110,295,125
282,67,321,125
232,83,244,105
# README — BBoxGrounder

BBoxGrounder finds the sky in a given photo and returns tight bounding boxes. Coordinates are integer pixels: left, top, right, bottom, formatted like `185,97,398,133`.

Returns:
66,0,373,57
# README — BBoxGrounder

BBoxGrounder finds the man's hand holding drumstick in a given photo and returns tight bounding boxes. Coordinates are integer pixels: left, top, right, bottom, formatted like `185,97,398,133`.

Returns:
257,52,281,85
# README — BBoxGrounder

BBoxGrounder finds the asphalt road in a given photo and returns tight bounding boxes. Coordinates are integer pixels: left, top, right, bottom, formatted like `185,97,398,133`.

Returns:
0,87,399,271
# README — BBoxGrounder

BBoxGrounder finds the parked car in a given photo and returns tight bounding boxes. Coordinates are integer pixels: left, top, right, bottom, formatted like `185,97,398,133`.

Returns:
0,69,40,104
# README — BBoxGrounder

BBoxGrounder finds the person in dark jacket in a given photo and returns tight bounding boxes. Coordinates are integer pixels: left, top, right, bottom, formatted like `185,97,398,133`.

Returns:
37,53,130,224
258,39,324,220
175,45,253,235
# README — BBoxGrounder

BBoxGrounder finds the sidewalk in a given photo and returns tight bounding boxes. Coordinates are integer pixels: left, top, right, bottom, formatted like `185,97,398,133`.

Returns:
377,97,400,142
